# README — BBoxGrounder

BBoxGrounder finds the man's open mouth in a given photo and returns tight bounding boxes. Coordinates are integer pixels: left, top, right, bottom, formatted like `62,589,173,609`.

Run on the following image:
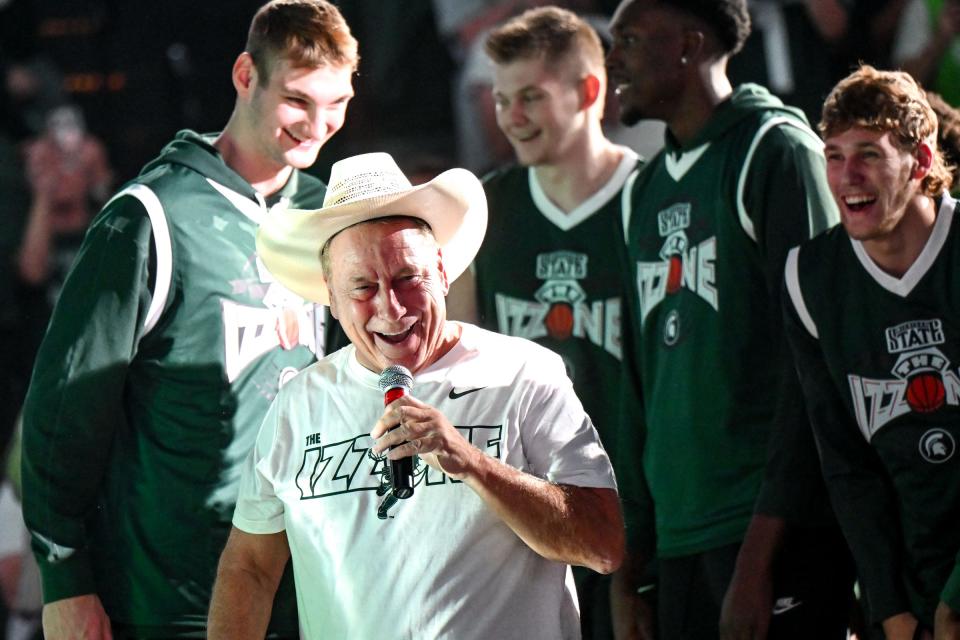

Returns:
375,326,415,344
842,193,876,212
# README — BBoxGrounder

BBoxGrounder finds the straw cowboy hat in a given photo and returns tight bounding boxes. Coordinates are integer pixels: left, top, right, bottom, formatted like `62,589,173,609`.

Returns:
256,152,488,305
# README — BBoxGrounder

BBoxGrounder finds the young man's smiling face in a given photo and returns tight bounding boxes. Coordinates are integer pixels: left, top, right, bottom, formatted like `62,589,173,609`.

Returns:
247,55,354,172
824,127,923,242
492,54,586,167
326,219,452,374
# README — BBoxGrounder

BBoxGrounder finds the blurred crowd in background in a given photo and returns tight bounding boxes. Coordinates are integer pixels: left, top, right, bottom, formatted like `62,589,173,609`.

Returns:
3,0,960,637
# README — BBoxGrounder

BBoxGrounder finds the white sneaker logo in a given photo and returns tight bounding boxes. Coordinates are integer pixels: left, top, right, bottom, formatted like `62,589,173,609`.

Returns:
772,597,803,615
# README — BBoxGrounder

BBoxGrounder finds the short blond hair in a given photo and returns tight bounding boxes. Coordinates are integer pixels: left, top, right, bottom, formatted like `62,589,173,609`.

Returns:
485,6,605,80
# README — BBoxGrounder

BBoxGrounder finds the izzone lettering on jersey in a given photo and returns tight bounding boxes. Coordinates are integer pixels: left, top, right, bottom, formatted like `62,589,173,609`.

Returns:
494,250,621,360
849,318,960,440
222,256,325,384
635,202,718,326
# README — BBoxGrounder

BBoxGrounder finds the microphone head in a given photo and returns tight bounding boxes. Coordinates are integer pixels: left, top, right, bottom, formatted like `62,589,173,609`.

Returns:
378,364,413,393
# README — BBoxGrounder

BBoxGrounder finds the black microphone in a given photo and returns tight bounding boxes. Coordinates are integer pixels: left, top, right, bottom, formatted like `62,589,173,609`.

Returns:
378,365,415,499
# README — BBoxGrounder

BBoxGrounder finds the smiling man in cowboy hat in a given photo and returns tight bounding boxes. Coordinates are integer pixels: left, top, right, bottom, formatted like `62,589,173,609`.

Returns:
207,152,625,639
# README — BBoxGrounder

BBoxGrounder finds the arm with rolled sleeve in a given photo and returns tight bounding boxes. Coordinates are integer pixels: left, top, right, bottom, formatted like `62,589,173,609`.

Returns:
482,362,624,573
782,260,910,625
21,194,158,605
372,351,625,575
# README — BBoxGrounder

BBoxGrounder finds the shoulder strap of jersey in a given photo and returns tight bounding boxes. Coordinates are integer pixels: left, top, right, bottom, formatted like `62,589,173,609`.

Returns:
784,245,818,338
103,184,173,336
736,116,824,242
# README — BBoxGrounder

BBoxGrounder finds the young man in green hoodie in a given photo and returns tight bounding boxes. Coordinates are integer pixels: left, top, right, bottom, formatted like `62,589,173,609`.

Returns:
606,1,853,638
20,1,356,637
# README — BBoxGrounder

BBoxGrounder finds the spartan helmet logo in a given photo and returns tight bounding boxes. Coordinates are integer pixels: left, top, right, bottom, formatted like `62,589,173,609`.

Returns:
663,309,680,346
918,429,956,463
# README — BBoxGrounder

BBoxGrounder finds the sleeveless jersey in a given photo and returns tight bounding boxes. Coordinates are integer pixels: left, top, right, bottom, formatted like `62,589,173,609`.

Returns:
785,194,960,626
474,150,639,447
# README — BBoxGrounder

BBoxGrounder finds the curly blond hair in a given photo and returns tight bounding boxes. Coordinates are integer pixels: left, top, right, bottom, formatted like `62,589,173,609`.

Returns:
820,65,952,197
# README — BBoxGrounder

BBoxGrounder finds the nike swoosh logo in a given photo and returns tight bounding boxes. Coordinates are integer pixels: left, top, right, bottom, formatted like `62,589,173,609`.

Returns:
448,387,485,400
771,598,803,615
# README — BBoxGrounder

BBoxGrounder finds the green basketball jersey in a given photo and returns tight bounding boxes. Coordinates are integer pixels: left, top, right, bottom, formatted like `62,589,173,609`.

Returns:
785,194,960,626
22,131,333,636
473,149,639,447
620,85,839,557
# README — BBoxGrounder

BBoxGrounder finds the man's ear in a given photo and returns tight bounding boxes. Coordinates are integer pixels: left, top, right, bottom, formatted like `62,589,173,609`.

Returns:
582,73,602,110
914,141,934,180
233,52,257,99
680,28,705,66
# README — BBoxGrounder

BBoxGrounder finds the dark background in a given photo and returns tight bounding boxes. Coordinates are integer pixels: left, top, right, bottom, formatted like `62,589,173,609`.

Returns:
0,0,897,184
0,0,474,183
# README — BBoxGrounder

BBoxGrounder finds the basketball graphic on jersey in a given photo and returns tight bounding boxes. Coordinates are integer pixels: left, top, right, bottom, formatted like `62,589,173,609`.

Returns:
656,204,691,297
666,255,683,294
545,303,574,340
906,372,946,413
533,251,588,342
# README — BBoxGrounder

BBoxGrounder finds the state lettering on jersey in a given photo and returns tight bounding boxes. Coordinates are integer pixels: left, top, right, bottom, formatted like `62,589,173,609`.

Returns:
848,319,960,441
494,251,621,360
295,426,503,499
635,203,718,328
222,256,324,383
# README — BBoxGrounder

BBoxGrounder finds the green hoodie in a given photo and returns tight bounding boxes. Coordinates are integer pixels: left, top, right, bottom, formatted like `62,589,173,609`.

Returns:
616,85,840,557
22,130,333,636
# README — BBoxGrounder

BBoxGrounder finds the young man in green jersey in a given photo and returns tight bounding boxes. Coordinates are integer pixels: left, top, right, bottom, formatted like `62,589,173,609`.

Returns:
20,1,356,637
785,65,960,640
607,0,853,638
445,7,641,638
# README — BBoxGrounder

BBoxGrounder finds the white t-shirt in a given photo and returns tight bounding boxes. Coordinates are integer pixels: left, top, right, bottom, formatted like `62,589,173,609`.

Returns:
234,323,617,640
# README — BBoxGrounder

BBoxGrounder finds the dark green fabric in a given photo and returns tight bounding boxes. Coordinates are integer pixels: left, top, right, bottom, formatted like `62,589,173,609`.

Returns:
474,162,638,449
621,85,838,558
786,198,960,626
21,130,332,636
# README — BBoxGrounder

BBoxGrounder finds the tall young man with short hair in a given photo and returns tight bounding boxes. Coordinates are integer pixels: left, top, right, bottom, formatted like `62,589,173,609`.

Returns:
785,65,960,640
21,1,357,637
446,9,640,635
607,1,853,637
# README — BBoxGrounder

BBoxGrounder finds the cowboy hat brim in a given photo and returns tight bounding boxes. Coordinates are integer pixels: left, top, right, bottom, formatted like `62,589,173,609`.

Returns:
256,167,487,305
